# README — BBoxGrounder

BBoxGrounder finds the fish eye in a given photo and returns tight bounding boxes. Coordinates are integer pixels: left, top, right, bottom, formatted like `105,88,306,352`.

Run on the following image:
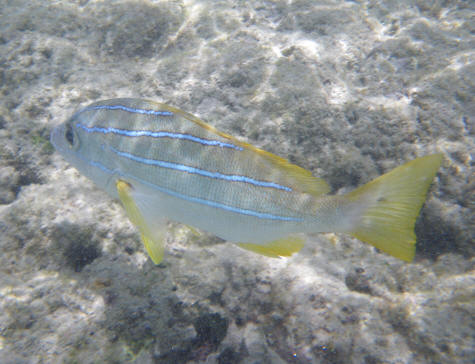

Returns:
65,123,75,146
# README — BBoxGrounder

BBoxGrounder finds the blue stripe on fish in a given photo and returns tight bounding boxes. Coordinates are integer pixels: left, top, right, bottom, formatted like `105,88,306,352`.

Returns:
140,176,302,222
76,123,243,151
84,104,174,116
90,160,115,175
81,155,301,222
110,146,293,192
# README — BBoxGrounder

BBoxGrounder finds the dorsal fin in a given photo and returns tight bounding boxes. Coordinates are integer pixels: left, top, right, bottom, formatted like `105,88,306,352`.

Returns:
148,100,330,197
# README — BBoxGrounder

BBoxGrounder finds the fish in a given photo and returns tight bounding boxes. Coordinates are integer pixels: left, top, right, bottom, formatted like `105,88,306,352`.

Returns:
50,98,443,264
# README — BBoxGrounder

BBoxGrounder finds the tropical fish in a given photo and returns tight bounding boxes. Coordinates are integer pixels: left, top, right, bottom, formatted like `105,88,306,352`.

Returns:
51,98,443,264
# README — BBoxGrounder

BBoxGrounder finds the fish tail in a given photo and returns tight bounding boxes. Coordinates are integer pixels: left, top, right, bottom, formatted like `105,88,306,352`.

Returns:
345,154,443,262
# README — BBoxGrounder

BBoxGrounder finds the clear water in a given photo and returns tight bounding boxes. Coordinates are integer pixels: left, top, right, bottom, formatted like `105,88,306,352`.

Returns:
0,0,473,363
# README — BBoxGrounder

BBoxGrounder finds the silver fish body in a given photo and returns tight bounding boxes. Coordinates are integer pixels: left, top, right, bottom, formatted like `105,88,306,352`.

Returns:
51,99,334,244
51,98,442,262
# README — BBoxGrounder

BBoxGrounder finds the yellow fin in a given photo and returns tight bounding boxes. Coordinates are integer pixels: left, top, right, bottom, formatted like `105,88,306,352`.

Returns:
184,224,202,236
116,180,164,264
346,154,443,262
141,232,164,265
238,236,305,258
146,100,329,197
252,152,330,197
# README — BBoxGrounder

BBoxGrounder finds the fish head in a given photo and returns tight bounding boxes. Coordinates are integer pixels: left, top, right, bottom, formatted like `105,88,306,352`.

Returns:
50,108,118,197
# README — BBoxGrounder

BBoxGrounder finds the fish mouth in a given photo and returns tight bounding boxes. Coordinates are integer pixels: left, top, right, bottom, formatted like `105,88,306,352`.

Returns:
50,124,64,150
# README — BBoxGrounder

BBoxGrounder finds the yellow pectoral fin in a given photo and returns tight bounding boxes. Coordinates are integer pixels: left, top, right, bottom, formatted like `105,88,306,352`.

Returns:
238,236,305,258
116,180,164,265
141,232,164,265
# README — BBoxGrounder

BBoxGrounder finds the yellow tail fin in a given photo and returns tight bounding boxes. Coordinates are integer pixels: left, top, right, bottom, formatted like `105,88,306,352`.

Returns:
346,154,443,262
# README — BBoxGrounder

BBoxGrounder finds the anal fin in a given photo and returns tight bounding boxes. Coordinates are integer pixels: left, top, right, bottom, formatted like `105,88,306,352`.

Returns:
116,179,164,265
238,236,305,258
184,224,202,237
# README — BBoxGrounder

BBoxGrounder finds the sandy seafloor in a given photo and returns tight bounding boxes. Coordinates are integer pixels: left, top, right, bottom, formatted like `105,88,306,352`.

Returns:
0,0,474,363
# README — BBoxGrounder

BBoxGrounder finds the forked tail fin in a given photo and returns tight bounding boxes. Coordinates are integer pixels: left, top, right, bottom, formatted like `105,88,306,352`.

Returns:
346,154,443,262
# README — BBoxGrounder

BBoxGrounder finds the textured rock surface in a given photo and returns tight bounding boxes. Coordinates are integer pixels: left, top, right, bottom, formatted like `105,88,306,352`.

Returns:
0,0,473,363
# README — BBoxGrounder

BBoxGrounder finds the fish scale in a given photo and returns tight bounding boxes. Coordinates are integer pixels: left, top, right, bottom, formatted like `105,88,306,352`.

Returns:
65,99,307,218
51,98,442,264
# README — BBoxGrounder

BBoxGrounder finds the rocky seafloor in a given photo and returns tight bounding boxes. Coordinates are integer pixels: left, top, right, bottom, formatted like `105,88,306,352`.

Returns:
0,0,473,363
